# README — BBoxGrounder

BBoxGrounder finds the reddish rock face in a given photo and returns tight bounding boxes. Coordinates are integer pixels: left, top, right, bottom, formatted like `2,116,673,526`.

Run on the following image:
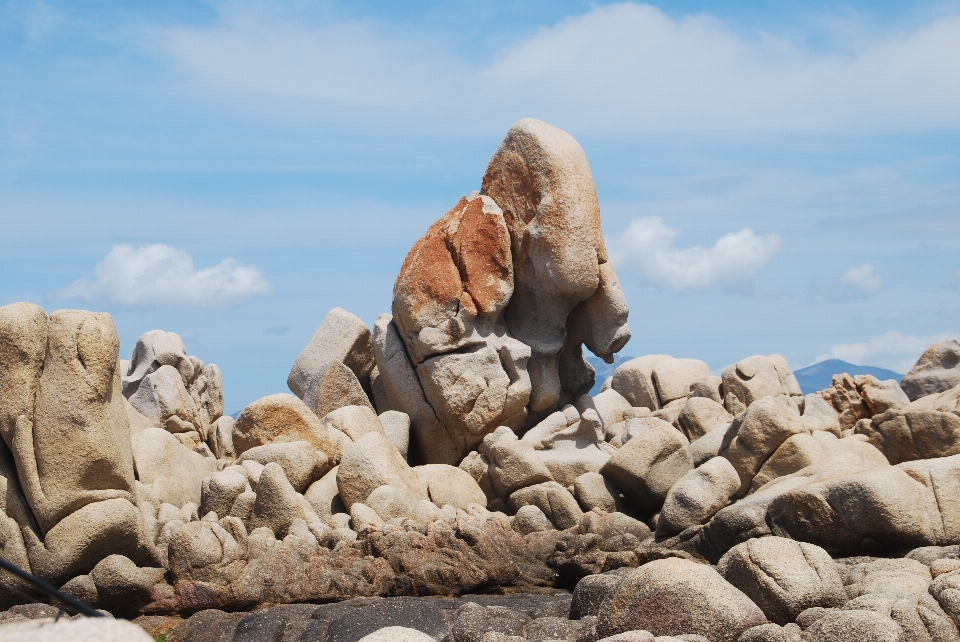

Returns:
393,194,513,364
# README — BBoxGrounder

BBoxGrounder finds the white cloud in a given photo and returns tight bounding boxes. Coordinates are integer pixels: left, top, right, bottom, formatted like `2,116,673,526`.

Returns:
56,244,271,307
159,3,960,134
814,330,960,373
607,216,781,290
841,263,882,293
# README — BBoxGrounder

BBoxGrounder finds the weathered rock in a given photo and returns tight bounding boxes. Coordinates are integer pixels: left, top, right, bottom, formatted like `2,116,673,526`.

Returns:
209,415,236,460
237,441,329,493
821,374,872,432
133,428,218,507
749,432,887,492
480,426,554,499
536,409,612,487
842,590,960,642
128,364,201,434
595,557,766,642
581,390,633,433
677,397,732,442
800,394,842,436
573,472,623,514
380,411,411,460
509,481,583,530
358,626,437,642
767,465,941,554
901,340,960,401
719,396,805,496
600,422,691,513
570,572,624,619
717,536,846,625
232,393,333,456
416,464,487,509
689,375,724,404
857,407,960,464
652,359,712,406
303,360,375,420
803,609,905,642
89,554,163,616
611,355,672,410
321,405,384,442
738,623,805,642
512,504,555,534
372,314,456,464
304,466,345,519
199,469,249,519
687,425,728,467
839,557,932,599
248,462,311,537
722,355,801,416
288,307,375,399
337,432,428,509
656,456,740,537
0,616,155,641
122,329,188,397
897,453,960,543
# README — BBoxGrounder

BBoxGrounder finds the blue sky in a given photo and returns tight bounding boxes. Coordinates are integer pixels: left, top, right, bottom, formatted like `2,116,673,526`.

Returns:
2,0,959,413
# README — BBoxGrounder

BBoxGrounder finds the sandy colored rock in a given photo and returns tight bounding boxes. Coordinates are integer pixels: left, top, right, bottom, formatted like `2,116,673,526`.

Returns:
803,609,905,642
512,504,554,534
372,314,457,464
237,441,329,493
0,302,47,448
0,616,155,641
128,364,200,433
357,626,437,642
209,415,236,460
321,404,383,442
536,409,612,487
287,306,375,399
337,432,428,509
479,426,554,498
901,339,960,401
611,355,672,410
574,471,623,513
199,469,249,518
121,329,188,397
508,481,583,529
723,355,801,415
596,557,766,642
656,455,740,537
379,410,410,459
415,464,487,509
720,395,805,496
600,421,691,512
717,536,847,624
689,375,724,404
801,394,842,435
248,462,309,537
232,393,333,456
302,360,374,419
482,118,630,413
677,397,732,442
652,358,712,405
303,466,344,518
132,428,217,507
857,408,960,464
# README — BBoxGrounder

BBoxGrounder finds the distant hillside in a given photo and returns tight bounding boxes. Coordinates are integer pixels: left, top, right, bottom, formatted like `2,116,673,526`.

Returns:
793,359,903,395
586,354,634,395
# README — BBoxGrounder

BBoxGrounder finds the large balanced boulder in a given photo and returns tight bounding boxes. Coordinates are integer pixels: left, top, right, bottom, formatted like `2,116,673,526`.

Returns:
232,394,333,456
717,536,847,624
901,340,960,401
601,421,691,513
722,354,802,415
336,432,428,509
288,306,375,400
595,557,766,642
656,455,740,537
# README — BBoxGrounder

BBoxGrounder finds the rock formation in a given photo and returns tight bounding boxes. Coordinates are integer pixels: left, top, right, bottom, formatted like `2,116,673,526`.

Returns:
3,120,960,642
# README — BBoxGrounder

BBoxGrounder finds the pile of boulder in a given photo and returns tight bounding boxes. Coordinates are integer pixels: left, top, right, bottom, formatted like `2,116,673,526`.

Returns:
2,120,960,642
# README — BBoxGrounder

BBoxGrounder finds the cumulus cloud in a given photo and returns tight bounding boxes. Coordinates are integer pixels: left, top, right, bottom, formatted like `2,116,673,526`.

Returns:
607,216,781,290
814,330,960,373
56,244,271,307
159,3,960,134
841,263,882,293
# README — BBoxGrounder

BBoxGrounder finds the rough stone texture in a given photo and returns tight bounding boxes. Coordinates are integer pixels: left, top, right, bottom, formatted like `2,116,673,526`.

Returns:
857,407,960,464
801,394,842,436
842,590,960,642
415,464,487,509
337,433,428,509
719,396,806,497
372,314,455,465
820,374,872,432
512,504,555,534
288,307,375,400
651,359,712,406
321,405,384,443
509,481,584,530
357,625,436,642
677,397,732,442
238,441,329,494
303,360,375,420
767,465,942,555
210,415,236,460
482,118,631,415
128,364,201,434
232,393,333,457
480,426,554,499
600,422,691,512
304,466,345,518
687,425,728,467
901,340,960,401
717,536,847,625
611,355,672,410
0,616,155,641
722,355,801,416
536,409,612,487
380,411,411,460
133,427,218,507
803,609,905,642
122,329,188,397
656,456,740,537
199,469,250,519
573,472,622,514
570,572,624,619
595,558,766,642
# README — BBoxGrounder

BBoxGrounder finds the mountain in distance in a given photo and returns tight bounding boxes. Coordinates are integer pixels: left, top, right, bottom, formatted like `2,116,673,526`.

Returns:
792,359,903,395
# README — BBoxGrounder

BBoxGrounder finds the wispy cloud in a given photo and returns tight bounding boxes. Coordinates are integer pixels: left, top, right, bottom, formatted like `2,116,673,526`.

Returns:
159,3,960,134
54,244,271,307
814,330,960,373
841,263,882,293
607,216,781,290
